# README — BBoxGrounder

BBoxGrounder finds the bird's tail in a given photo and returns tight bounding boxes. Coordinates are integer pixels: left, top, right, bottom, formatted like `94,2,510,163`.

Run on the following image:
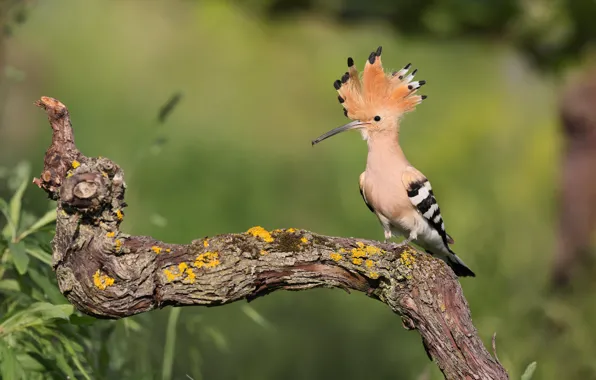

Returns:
427,249,476,277
446,250,475,277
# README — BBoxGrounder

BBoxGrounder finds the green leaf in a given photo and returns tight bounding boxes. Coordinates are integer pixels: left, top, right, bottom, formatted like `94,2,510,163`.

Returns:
521,361,537,380
54,333,92,380
15,354,44,372
2,163,30,240
8,241,29,275
162,307,181,380
1,302,74,335
241,304,273,330
53,349,76,379
24,244,53,266
122,317,143,333
0,340,26,380
0,279,20,292
32,303,74,321
0,198,15,239
205,326,229,353
17,209,56,241
27,267,66,305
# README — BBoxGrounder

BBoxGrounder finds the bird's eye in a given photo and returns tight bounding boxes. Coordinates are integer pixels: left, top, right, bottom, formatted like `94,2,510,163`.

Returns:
374,115,381,121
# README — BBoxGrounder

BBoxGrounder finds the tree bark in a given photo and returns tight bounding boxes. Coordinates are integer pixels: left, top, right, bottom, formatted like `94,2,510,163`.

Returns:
552,68,596,287
33,96,508,380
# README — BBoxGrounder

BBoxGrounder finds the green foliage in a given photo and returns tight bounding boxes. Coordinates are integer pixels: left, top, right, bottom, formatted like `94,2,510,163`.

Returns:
0,161,228,380
521,362,537,380
162,308,181,380
251,0,596,72
0,164,91,379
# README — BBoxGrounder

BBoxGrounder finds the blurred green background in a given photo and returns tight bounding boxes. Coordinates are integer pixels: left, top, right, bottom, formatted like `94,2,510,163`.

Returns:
1,0,595,379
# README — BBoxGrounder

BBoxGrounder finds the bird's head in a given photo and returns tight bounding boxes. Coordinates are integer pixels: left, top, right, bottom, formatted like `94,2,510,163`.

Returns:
312,46,426,145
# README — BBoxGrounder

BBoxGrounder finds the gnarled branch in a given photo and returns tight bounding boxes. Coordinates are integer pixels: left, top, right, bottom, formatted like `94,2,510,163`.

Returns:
33,96,508,380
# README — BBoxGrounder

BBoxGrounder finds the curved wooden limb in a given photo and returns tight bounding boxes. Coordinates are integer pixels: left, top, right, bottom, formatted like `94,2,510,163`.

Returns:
33,97,508,380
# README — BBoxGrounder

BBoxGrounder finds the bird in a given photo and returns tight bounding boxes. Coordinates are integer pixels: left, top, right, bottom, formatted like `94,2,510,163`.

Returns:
312,46,475,277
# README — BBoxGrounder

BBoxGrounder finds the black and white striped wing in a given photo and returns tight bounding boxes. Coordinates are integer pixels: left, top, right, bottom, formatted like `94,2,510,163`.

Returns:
406,179,452,246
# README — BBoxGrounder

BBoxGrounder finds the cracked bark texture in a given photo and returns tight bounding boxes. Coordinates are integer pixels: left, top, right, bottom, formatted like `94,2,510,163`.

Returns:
33,96,508,380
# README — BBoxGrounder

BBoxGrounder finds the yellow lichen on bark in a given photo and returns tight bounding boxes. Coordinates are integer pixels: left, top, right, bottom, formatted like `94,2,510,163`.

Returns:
164,262,189,282
246,226,274,243
93,270,115,290
194,251,220,269
399,250,416,268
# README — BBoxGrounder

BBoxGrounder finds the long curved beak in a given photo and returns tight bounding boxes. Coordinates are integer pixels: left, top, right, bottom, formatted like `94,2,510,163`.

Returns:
311,121,368,146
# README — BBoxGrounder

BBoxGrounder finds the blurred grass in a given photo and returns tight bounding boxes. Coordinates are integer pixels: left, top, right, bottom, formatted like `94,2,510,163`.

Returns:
1,0,594,379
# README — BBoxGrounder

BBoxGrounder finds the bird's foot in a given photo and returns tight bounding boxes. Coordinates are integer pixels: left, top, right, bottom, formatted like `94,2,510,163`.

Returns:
391,237,413,250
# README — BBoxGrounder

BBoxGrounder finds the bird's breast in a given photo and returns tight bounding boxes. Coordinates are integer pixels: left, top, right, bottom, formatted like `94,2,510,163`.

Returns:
362,170,412,222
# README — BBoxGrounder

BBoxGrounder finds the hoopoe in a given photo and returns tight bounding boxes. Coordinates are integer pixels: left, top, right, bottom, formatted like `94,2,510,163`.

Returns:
312,46,475,277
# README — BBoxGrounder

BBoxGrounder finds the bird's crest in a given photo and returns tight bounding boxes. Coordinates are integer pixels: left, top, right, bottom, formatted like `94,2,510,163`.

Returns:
334,46,426,122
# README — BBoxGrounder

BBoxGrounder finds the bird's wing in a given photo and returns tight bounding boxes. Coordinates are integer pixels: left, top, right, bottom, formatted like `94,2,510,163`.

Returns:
402,168,452,246
359,172,375,213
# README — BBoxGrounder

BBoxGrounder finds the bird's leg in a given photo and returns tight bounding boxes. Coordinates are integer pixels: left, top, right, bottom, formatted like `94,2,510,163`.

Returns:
394,232,417,248
383,228,392,244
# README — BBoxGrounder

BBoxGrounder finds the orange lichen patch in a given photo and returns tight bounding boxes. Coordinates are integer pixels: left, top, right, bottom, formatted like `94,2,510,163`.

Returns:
101,171,108,178
352,258,363,265
368,272,379,279
350,243,384,260
164,262,189,282
151,246,162,254
114,239,122,250
93,270,115,290
203,239,209,248
260,250,268,255
71,160,81,169
246,226,274,243
194,251,221,269
351,246,367,259
330,253,342,261
115,209,124,220
286,228,296,233
300,237,308,244
66,172,73,178
184,268,196,284
440,303,446,313
165,248,171,253
338,248,346,253
365,259,374,268
365,245,383,255
399,250,415,269
106,232,115,238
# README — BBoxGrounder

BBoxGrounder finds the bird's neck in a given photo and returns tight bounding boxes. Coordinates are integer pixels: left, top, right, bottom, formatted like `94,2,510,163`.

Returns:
365,130,409,174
